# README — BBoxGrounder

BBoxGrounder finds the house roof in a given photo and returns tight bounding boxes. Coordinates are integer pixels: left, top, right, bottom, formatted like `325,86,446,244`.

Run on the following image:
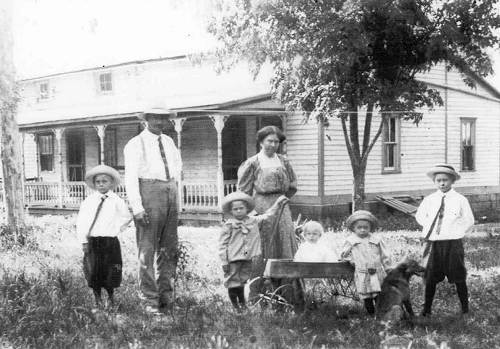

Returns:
17,56,500,131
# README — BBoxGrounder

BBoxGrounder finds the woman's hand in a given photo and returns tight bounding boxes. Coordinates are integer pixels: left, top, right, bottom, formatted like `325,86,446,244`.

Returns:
82,243,89,254
276,195,289,206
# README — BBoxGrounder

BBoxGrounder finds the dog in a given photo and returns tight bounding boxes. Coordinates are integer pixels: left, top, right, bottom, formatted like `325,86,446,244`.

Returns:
376,259,425,323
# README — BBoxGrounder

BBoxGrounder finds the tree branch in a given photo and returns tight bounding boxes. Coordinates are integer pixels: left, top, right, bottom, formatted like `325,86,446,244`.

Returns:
362,103,374,157
349,110,361,162
361,115,385,164
341,116,357,167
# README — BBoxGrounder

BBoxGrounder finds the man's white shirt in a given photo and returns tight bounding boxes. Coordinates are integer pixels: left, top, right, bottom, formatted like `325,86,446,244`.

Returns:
124,129,182,215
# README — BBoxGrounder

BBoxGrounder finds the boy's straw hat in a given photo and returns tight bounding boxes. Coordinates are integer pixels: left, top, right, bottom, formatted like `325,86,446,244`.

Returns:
222,191,255,214
85,165,121,190
426,163,461,181
346,210,378,231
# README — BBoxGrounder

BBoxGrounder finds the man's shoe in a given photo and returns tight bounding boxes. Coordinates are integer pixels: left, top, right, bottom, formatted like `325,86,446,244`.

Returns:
145,305,161,314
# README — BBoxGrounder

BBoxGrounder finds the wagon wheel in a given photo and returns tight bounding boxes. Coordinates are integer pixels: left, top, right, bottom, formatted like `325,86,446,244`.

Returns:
309,279,331,306
267,284,295,310
325,276,359,301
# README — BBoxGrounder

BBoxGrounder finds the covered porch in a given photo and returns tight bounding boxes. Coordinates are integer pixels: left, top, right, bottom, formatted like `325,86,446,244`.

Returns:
19,105,285,220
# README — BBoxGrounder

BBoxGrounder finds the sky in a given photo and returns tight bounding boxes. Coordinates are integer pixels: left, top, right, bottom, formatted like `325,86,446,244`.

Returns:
11,0,500,91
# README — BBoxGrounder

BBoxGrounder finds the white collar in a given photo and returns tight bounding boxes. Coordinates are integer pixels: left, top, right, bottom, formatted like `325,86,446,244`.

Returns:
142,128,163,140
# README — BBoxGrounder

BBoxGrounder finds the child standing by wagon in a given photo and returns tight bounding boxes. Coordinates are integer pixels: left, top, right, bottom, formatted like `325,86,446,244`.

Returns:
219,191,289,311
416,164,474,316
341,210,391,315
77,165,132,308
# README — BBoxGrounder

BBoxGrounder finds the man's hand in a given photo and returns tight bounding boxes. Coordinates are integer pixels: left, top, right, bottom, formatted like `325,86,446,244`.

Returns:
222,264,230,277
134,211,150,226
82,243,89,254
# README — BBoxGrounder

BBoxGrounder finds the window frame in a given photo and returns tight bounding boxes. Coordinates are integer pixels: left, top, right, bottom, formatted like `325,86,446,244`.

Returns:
381,115,401,174
460,117,476,172
98,71,113,93
38,81,50,101
38,133,55,172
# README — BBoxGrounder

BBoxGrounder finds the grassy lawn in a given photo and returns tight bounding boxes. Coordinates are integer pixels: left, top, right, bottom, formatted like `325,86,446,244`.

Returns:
1,215,500,348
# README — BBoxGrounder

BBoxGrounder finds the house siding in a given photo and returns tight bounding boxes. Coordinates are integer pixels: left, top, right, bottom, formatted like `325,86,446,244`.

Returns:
322,64,500,204
286,113,319,196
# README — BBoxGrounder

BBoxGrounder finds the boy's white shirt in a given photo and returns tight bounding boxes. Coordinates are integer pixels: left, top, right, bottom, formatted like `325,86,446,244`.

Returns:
415,188,474,240
76,191,132,244
294,240,339,262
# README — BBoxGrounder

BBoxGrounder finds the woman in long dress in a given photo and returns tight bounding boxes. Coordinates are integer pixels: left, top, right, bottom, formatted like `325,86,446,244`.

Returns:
237,125,302,305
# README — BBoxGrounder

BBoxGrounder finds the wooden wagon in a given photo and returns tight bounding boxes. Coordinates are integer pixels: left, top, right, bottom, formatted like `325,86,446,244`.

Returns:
249,259,359,310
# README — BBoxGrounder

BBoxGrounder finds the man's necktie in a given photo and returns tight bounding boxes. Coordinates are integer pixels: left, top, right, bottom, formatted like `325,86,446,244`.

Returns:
87,195,107,237
158,136,171,180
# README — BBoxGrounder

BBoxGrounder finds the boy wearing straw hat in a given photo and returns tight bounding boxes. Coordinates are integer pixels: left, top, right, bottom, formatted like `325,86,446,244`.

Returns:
219,191,289,310
77,165,132,308
415,164,474,316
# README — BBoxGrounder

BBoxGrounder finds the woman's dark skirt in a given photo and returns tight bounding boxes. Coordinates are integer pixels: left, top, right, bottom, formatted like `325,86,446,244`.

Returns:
425,239,466,284
83,237,122,289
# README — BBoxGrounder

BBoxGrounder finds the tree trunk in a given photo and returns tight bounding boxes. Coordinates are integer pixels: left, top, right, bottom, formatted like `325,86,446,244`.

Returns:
352,164,367,211
0,0,25,232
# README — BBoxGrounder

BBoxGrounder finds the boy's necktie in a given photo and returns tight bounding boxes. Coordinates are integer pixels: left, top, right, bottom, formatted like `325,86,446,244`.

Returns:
434,195,445,235
421,195,446,259
158,136,171,180
87,195,107,237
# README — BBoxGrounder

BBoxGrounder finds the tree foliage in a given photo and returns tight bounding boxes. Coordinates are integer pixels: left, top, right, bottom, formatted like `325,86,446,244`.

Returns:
209,0,500,209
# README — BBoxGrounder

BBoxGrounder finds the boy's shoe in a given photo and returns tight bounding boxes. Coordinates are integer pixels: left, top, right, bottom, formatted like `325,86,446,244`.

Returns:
420,309,432,317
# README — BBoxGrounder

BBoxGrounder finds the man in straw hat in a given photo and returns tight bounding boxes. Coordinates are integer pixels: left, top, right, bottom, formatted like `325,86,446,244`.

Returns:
124,108,182,314
77,164,132,308
415,164,474,317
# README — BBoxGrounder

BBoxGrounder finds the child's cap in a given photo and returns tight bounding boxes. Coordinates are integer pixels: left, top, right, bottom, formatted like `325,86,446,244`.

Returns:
221,191,255,214
426,163,460,181
85,165,121,190
346,210,378,231
302,221,324,233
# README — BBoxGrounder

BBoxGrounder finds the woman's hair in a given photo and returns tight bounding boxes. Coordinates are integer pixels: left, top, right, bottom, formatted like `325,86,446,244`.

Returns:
302,221,324,234
256,125,286,144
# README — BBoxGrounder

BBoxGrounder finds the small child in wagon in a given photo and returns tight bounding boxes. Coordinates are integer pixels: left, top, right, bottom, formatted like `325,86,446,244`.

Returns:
77,165,132,309
218,191,289,311
341,210,391,315
294,221,339,262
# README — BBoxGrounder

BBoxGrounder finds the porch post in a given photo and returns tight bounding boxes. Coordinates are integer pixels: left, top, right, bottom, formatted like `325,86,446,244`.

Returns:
209,115,228,211
53,128,65,207
171,118,186,210
94,124,107,165
279,113,288,155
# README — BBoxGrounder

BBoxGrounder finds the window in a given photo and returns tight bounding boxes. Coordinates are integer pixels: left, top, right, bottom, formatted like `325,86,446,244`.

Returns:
99,72,113,92
39,82,49,100
38,134,54,171
382,116,401,173
461,118,476,171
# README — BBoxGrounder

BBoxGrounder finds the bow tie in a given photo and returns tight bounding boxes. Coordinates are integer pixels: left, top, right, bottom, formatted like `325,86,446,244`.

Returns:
231,220,251,235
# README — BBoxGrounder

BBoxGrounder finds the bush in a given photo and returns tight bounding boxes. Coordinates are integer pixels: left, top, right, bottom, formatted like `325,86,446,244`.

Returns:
0,223,39,251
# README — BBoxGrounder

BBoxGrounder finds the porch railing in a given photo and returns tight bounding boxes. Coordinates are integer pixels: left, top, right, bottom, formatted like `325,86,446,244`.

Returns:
22,180,239,211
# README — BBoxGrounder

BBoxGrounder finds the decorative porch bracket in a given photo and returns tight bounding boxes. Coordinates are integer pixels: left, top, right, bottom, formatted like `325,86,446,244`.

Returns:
94,124,107,165
209,115,229,211
170,117,186,210
53,127,65,207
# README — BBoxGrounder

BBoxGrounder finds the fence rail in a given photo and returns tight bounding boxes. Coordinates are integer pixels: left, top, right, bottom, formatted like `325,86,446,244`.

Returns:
17,180,239,211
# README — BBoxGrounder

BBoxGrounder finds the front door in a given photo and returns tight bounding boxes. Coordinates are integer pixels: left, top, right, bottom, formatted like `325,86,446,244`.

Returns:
66,130,85,181
222,117,247,181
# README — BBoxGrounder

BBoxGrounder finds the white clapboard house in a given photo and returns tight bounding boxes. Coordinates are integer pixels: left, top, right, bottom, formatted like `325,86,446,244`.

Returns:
10,55,500,222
